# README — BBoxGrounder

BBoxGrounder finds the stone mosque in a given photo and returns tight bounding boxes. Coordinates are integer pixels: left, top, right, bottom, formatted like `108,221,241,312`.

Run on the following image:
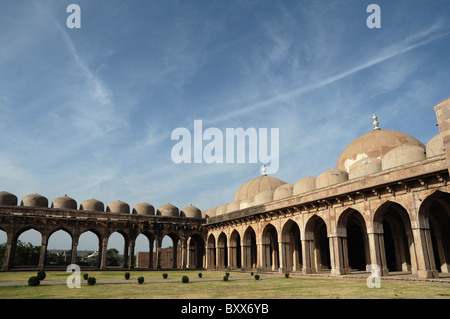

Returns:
1,97,450,281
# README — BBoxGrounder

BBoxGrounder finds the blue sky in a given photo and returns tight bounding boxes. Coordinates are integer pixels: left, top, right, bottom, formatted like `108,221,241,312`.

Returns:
1,0,450,252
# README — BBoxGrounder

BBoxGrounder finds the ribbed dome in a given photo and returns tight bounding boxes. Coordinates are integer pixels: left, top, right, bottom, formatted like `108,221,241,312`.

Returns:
80,199,104,212
234,175,286,201
180,204,202,218
51,195,77,210
106,200,130,214
337,129,425,173
21,194,48,208
156,203,179,217
0,191,18,206
132,202,155,215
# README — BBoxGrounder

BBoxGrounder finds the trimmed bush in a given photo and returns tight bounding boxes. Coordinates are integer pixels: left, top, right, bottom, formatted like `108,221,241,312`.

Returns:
83,273,89,280
162,273,168,279
223,275,229,281
181,275,189,283
198,272,202,278
137,276,144,284
125,272,130,280
254,274,260,280
28,276,40,287
285,272,290,278
87,277,96,286
37,270,46,281
225,272,230,277
250,272,254,276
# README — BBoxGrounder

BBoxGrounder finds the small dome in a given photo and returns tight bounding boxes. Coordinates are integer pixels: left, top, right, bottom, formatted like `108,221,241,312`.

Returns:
107,200,130,214
234,175,286,201
156,203,179,217
316,168,348,189
132,202,155,215
216,203,229,216
382,145,426,170
253,190,274,205
293,177,316,195
337,129,425,173
51,195,77,210
348,157,382,179
203,207,216,218
240,198,254,210
21,194,48,208
426,133,444,158
0,191,18,206
80,199,105,212
226,200,241,213
180,204,202,218
273,184,293,200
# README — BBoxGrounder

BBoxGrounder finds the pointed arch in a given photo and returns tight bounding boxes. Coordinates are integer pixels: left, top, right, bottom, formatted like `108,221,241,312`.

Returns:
217,232,228,269
262,223,279,271
243,226,257,269
229,230,241,269
207,233,216,269
281,219,302,272
304,215,330,272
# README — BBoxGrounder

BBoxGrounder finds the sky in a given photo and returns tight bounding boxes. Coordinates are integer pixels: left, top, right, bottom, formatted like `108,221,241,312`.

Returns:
1,0,450,252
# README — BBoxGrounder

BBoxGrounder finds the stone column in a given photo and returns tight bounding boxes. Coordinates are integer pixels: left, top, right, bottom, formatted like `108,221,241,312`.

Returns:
367,231,389,276
100,236,108,270
155,237,162,269
128,239,135,269
278,241,286,273
148,238,154,269
412,226,438,279
122,238,129,268
1,230,15,271
70,234,79,265
301,239,314,274
329,235,345,276
38,233,48,270
180,237,187,269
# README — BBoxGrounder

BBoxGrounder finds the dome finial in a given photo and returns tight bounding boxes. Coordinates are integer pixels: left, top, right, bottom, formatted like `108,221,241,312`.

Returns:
373,113,381,131
261,164,267,176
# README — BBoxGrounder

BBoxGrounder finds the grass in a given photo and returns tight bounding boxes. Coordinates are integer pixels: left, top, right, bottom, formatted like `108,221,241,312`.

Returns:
0,270,449,299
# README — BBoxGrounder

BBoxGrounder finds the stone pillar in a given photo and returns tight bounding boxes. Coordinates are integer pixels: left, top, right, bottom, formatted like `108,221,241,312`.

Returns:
278,241,286,273
367,231,389,276
38,233,48,270
70,234,79,265
301,239,315,274
128,239,135,269
329,235,345,276
148,239,154,269
155,237,162,269
122,238,129,268
180,237,187,269
173,239,179,268
434,97,450,173
1,230,15,271
100,236,108,270
412,226,438,279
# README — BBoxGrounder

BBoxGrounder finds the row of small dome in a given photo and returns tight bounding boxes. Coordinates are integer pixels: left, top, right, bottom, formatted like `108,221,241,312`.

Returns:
203,130,444,218
0,192,203,218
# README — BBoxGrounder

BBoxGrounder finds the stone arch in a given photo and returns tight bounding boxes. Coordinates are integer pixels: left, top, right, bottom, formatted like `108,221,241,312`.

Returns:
418,190,450,276
261,223,279,271
46,228,73,267
243,226,257,269
106,231,129,267
217,232,228,269
12,227,42,268
281,219,302,272
162,232,181,268
207,233,216,269
135,231,155,268
229,229,241,269
188,233,205,269
337,208,370,272
373,201,416,274
304,215,330,272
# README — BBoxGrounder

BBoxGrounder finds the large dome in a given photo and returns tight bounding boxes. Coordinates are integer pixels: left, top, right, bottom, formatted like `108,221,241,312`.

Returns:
337,129,425,173
234,175,286,201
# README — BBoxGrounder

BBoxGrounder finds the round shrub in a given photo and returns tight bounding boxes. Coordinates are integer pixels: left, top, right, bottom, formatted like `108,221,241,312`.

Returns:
28,276,40,286
223,275,229,281
125,272,130,280
254,274,260,280
83,273,89,280
137,276,144,284
181,275,189,283
250,272,254,276
225,272,230,277
87,277,96,286
162,273,168,279
198,272,202,278
285,272,290,278
37,270,46,281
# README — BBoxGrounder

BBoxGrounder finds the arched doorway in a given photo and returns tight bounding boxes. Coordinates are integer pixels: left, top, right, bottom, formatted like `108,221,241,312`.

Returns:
305,215,330,272
281,220,302,272
207,234,216,269
374,201,416,274
13,228,41,268
47,229,72,267
229,230,241,269
188,234,205,269
262,223,279,271
338,209,369,272
217,232,228,269
243,227,257,269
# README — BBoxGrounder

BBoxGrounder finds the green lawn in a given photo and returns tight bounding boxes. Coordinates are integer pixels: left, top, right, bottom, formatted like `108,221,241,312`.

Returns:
0,270,449,299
